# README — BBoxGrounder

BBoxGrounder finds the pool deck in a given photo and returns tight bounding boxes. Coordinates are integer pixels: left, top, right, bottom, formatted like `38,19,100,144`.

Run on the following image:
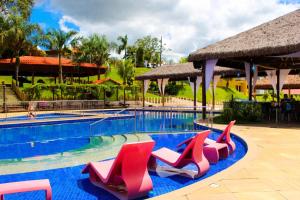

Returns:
152,123,300,200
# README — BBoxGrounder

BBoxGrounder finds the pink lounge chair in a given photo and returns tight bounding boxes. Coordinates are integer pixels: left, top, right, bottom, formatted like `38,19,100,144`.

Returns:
82,141,155,200
0,179,52,200
206,120,236,154
176,120,236,164
148,130,210,178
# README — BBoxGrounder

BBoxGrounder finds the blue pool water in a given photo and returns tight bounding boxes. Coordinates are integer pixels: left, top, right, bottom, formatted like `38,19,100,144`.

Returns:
0,111,247,199
0,111,199,160
0,113,84,122
0,137,89,160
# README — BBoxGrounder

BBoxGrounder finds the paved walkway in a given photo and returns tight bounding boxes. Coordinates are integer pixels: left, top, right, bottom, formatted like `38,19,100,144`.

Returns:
145,97,223,111
152,123,300,200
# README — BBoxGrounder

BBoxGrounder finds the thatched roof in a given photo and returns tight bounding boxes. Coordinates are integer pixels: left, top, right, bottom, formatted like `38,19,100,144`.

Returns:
189,9,300,69
135,62,243,80
255,75,300,90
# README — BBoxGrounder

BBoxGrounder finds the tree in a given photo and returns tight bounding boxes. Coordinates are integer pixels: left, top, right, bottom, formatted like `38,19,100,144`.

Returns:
179,57,188,64
0,0,34,20
135,35,161,65
0,0,37,85
79,34,111,80
126,45,137,65
4,15,41,86
117,59,135,104
117,35,128,59
136,47,144,67
42,29,78,83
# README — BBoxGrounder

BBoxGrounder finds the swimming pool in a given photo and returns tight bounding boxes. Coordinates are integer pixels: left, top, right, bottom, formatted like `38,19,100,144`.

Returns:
0,113,86,122
0,110,247,199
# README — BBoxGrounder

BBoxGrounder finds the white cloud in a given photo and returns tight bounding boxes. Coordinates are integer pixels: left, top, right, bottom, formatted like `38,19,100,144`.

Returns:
58,16,80,32
44,0,300,61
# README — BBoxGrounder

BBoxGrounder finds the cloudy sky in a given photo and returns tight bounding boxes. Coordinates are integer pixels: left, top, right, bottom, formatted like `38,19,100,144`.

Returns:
31,0,300,61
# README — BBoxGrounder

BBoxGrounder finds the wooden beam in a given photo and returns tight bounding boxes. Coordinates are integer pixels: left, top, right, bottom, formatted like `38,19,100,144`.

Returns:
212,75,215,110
31,72,35,85
276,69,280,104
142,80,145,107
248,63,253,101
193,79,196,110
202,65,206,119
162,79,165,107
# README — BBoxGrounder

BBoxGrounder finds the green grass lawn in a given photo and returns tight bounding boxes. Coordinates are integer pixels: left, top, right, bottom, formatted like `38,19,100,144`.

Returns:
177,84,247,103
0,76,13,84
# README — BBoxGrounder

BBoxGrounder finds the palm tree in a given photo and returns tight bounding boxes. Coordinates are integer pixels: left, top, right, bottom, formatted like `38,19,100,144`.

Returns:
117,35,128,59
42,29,78,83
4,15,40,86
80,34,111,80
117,59,135,104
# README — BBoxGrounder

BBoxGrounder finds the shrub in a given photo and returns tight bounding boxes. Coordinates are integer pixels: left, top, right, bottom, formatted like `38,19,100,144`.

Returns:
165,81,182,95
221,101,263,123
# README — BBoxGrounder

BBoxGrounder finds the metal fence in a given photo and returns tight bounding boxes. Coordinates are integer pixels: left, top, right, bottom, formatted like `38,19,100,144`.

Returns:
88,106,215,136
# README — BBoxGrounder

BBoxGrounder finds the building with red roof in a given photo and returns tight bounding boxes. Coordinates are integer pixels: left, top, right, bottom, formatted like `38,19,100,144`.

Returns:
0,56,107,77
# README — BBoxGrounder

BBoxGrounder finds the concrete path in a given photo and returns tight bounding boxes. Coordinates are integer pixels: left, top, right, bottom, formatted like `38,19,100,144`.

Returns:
145,97,223,111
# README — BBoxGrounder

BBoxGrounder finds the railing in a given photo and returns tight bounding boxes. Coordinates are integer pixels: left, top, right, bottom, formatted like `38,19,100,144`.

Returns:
87,106,214,138
0,101,215,136
142,96,224,107
89,108,129,136
0,99,143,114
138,106,214,129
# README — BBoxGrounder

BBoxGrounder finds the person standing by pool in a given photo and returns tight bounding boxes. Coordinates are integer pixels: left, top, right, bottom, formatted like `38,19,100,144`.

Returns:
281,94,291,121
290,95,297,121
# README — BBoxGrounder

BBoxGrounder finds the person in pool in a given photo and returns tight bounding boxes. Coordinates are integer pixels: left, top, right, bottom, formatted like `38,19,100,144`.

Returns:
27,102,36,119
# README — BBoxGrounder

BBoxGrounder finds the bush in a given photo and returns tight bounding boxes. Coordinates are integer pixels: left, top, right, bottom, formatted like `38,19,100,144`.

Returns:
165,81,182,95
220,101,263,123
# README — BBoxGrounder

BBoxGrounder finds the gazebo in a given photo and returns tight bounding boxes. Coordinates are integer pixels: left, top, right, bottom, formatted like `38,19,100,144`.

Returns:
136,62,243,108
0,56,107,83
188,9,300,119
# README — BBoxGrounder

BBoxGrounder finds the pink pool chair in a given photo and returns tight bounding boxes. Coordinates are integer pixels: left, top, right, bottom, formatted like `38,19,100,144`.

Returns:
0,179,52,200
206,120,236,154
176,120,236,164
82,141,155,200
148,130,210,178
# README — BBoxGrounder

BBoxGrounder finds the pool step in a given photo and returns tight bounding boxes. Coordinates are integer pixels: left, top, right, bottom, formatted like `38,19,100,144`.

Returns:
123,134,140,143
111,134,127,147
135,133,153,141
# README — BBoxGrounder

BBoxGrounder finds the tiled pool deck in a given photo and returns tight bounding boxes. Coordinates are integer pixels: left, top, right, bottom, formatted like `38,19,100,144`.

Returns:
152,123,300,200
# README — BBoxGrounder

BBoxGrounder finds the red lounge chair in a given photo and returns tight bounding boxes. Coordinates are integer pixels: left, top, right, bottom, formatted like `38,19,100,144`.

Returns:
149,130,210,178
82,141,155,200
0,179,52,200
176,120,236,164
206,120,236,154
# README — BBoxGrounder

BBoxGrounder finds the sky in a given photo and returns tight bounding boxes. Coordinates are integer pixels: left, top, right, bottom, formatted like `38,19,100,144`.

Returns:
31,0,300,62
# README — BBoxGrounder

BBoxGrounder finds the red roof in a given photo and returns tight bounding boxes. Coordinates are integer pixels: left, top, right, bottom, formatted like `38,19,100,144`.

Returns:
0,56,107,69
283,89,300,95
93,78,121,85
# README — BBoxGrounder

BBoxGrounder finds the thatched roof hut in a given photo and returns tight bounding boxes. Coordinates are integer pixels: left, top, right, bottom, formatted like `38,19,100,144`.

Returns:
255,75,300,90
135,62,243,81
189,9,300,70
